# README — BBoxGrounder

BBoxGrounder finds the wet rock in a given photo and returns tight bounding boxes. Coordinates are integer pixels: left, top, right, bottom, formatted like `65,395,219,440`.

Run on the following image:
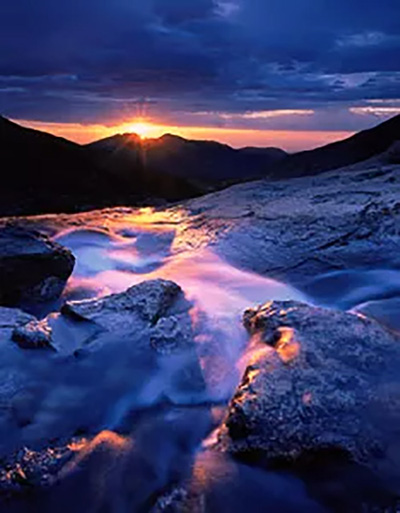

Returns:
12,318,54,350
62,279,183,333
60,279,206,401
150,314,194,355
218,301,400,492
0,225,75,308
0,307,35,332
179,164,400,288
0,443,76,493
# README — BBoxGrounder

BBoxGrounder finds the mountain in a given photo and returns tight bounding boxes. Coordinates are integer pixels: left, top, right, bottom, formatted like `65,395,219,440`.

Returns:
0,117,201,216
0,116,113,215
87,133,287,184
269,114,400,179
2,113,399,217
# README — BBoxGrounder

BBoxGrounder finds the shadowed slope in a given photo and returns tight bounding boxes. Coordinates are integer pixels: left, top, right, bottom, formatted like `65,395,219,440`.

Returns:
0,117,202,216
87,133,287,184
269,114,400,179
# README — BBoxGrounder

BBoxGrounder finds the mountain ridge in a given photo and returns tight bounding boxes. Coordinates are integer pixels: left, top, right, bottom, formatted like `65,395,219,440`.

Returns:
0,117,202,216
266,114,400,179
86,131,287,183
1,114,399,216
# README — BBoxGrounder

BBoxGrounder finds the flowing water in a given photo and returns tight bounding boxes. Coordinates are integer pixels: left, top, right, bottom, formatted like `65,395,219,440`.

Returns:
4,210,400,512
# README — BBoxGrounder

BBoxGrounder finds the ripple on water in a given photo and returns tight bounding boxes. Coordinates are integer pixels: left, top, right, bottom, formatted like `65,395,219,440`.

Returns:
303,269,400,332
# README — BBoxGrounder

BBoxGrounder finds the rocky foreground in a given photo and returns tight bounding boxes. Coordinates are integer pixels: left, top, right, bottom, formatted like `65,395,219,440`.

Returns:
0,162,399,512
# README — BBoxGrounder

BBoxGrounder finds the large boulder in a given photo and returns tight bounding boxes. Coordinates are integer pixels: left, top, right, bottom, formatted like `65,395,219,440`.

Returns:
217,301,400,492
61,279,205,398
0,225,75,308
61,279,188,346
62,279,182,327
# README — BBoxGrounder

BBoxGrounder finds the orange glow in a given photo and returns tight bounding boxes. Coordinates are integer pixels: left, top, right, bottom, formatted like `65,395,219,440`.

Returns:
125,121,153,139
275,327,300,363
13,117,354,152
60,430,131,478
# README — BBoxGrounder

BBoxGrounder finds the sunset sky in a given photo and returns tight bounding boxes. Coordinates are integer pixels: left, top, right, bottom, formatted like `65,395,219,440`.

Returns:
1,1,400,151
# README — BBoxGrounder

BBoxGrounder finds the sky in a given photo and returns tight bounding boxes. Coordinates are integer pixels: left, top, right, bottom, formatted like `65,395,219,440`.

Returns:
1,0,400,151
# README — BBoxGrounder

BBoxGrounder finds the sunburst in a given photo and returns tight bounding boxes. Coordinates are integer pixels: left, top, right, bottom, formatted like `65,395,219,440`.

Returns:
126,121,152,139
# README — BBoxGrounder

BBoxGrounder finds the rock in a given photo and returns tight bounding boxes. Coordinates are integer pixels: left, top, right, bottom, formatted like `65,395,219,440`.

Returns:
217,301,400,490
0,443,76,493
0,306,37,348
12,318,54,350
150,313,194,355
0,280,205,457
0,307,35,331
61,280,205,401
176,163,400,292
62,279,184,333
0,225,75,308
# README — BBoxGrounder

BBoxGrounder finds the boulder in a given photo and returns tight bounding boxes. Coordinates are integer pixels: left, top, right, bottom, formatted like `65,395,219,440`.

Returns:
217,301,400,490
150,313,194,355
62,279,182,329
0,225,75,308
61,279,205,397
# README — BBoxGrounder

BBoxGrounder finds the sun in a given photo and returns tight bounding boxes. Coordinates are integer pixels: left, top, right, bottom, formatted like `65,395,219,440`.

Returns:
126,121,152,139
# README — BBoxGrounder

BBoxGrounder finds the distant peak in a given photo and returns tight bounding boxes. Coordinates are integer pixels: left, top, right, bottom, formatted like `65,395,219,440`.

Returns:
120,132,142,140
159,133,185,141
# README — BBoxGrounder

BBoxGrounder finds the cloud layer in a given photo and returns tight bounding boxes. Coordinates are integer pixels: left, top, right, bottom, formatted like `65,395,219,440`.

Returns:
1,0,399,131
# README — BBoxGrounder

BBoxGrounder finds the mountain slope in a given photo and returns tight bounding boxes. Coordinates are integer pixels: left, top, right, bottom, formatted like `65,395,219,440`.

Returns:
85,133,203,199
0,117,201,216
0,116,113,215
87,133,287,183
269,114,400,179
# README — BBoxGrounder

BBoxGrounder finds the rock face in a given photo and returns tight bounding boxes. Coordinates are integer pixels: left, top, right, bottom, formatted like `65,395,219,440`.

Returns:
218,301,400,489
0,225,75,308
174,162,400,290
62,279,184,336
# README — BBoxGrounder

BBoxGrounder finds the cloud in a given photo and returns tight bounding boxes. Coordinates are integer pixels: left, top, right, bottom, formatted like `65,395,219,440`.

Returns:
350,106,400,117
219,109,314,120
0,0,399,132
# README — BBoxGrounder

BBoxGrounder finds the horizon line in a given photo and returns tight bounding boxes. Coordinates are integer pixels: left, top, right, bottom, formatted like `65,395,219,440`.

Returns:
9,117,355,153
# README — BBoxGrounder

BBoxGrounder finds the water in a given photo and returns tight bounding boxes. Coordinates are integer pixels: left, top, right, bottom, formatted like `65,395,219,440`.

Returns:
302,269,400,332
3,211,400,512
53,223,305,407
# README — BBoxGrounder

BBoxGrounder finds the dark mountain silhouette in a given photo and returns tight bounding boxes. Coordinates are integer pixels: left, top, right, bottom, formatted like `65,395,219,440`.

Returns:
87,133,287,184
0,116,110,215
268,114,400,179
1,114,399,217
0,117,201,216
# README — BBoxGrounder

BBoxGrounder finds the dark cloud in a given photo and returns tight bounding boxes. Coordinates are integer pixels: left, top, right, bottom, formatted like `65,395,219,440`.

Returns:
0,0,399,130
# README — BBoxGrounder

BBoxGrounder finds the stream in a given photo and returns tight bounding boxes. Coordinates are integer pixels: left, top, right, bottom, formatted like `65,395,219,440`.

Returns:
3,209,400,513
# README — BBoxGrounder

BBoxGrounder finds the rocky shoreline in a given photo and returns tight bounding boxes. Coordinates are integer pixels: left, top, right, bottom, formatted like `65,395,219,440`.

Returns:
0,162,399,512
